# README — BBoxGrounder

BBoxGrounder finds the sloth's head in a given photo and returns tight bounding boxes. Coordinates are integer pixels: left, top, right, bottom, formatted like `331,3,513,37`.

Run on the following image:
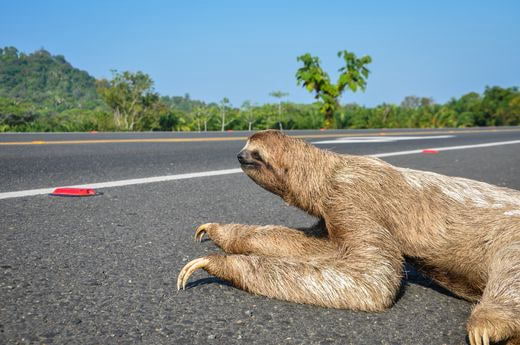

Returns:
237,130,291,197
237,130,327,213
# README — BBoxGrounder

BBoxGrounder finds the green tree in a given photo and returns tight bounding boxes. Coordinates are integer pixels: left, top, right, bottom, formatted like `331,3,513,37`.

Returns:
401,96,421,109
96,70,159,131
481,86,519,125
268,91,289,130
241,100,259,131
190,105,213,132
0,97,38,131
161,93,206,113
445,92,482,127
507,95,520,125
158,111,182,131
217,97,234,131
190,106,202,132
296,50,372,128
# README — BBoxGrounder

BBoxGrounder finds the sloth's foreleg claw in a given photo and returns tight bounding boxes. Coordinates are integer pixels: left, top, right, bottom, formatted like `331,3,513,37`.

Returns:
194,223,217,242
177,257,211,290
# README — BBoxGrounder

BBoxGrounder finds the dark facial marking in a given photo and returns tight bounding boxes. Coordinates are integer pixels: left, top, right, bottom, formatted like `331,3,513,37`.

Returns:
237,150,261,169
251,150,263,162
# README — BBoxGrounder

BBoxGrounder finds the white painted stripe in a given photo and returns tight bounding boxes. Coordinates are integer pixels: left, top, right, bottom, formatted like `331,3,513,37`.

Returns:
369,139,520,158
0,168,242,200
1,139,519,200
313,135,454,144
0,187,57,199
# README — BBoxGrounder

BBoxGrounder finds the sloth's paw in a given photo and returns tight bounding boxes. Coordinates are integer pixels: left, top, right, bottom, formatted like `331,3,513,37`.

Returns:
467,307,514,345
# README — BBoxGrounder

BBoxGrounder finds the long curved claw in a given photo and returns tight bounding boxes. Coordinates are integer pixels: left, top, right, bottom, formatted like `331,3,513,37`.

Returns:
482,329,489,345
177,257,211,290
475,329,482,345
469,328,489,345
194,223,215,242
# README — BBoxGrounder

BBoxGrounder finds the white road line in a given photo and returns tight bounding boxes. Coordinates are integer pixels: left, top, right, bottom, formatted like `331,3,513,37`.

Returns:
0,168,242,200
1,139,519,200
313,135,454,144
370,139,520,158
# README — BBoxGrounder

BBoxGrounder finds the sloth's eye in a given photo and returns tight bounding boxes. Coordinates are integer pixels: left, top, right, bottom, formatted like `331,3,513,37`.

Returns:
251,150,263,162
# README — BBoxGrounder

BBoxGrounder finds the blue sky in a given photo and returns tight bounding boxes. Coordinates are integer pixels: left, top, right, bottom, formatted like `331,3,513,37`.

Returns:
1,1,519,107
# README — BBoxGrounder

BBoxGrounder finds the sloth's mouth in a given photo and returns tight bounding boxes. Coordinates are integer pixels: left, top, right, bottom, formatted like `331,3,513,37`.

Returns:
240,161,261,169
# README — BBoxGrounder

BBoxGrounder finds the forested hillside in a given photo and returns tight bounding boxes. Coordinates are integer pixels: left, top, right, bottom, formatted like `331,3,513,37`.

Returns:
0,47,102,110
0,47,518,132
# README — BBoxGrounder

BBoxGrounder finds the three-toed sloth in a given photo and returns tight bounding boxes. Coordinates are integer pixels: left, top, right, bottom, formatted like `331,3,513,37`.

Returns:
179,130,520,345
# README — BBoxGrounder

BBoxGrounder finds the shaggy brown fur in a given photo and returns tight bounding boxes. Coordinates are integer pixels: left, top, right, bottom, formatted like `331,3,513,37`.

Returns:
178,130,520,345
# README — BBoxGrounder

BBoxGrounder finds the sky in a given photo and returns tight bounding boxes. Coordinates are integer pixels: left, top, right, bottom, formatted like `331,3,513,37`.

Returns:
1,0,519,107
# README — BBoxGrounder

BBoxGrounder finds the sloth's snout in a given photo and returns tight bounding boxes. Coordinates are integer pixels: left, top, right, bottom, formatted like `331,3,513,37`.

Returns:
237,150,249,164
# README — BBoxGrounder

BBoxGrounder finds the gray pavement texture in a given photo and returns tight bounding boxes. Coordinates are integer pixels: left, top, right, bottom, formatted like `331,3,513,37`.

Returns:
1,128,520,345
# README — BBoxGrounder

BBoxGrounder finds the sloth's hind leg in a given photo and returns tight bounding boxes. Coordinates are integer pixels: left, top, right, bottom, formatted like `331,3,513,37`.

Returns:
467,244,520,345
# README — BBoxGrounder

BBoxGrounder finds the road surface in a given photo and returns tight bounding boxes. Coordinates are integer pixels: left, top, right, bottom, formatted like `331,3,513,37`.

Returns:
1,127,520,345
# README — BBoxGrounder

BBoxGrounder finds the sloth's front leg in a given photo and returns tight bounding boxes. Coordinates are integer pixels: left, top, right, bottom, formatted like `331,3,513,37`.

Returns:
177,252,402,312
193,222,335,258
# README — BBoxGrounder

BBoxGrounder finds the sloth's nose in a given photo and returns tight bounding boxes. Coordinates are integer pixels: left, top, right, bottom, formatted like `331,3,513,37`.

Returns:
237,150,248,164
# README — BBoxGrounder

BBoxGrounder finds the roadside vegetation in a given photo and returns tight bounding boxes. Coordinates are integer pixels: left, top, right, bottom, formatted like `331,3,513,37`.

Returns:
1,47,519,132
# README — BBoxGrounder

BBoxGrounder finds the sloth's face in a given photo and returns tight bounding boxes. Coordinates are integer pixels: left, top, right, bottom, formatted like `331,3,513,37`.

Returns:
237,130,289,197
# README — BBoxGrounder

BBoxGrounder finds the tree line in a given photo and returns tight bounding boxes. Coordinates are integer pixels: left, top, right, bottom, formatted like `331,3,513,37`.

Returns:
0,47,519,132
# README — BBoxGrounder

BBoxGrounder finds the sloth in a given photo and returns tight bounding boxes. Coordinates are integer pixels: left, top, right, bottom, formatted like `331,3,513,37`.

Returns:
178,130,520,345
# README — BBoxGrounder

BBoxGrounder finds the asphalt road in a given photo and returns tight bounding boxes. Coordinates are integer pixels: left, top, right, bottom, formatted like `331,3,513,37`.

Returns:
1,127,520,345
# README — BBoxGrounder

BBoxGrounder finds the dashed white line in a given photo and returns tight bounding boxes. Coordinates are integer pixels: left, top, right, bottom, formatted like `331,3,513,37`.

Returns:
1,139,519,200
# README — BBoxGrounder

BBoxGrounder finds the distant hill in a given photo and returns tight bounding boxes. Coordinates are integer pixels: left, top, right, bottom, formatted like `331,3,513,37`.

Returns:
0,47,102,110
0,46,518,132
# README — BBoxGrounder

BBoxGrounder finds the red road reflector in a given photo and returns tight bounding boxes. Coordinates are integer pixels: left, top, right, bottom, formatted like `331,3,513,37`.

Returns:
50,188,97,197
422,149,439,154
